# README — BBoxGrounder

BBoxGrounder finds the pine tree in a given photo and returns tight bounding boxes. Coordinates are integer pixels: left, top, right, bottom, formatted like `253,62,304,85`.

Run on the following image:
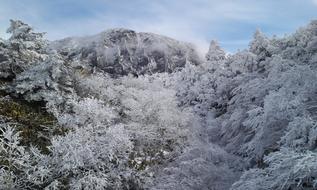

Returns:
0,20,48,79
205,40,226,61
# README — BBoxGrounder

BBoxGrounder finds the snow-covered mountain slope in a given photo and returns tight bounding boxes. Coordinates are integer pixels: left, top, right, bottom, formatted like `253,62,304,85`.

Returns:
1,19,317,190
50,28,201,76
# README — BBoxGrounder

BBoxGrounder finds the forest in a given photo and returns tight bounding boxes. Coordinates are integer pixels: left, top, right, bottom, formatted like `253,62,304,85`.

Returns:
0,19,317,189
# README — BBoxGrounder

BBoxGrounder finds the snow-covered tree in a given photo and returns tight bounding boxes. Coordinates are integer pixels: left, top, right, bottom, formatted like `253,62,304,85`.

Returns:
0,123,51,189
0,124,28,189
249,29,273,62
0,20,48,79
206,40,226,61
231,149,317,190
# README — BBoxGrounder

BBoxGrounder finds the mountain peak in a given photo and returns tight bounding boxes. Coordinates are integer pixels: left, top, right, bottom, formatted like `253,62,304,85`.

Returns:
50,29,201,76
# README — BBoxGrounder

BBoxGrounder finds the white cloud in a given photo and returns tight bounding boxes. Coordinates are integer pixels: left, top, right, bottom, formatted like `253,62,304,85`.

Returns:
119,0,269,53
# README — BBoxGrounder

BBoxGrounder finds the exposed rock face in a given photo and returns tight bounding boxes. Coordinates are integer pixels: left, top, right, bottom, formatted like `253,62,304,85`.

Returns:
50,28,201,76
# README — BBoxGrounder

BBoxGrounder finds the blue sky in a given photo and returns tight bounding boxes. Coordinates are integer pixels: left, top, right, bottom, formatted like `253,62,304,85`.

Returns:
1,0,317,53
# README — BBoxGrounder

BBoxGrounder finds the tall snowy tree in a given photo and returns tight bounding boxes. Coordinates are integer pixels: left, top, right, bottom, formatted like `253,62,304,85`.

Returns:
249,29,273,62
0,20,47,79
205,40,226,61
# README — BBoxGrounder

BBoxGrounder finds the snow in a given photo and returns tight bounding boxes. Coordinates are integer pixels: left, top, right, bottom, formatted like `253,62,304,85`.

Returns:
1,19,317,189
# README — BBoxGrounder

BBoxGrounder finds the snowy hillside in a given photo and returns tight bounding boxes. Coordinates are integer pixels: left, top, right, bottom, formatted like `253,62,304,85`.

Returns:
50,28,201,76
0,19,317,190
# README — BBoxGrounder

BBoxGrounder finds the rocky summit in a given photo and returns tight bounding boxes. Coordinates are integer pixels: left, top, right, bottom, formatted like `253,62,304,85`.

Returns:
50,28,201,76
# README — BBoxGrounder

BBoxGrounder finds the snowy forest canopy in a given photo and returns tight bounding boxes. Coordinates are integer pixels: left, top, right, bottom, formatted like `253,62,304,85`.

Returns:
0,19,317,190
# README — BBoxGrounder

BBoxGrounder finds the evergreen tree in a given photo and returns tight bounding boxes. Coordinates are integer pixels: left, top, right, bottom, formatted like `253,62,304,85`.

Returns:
0,20,47,79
